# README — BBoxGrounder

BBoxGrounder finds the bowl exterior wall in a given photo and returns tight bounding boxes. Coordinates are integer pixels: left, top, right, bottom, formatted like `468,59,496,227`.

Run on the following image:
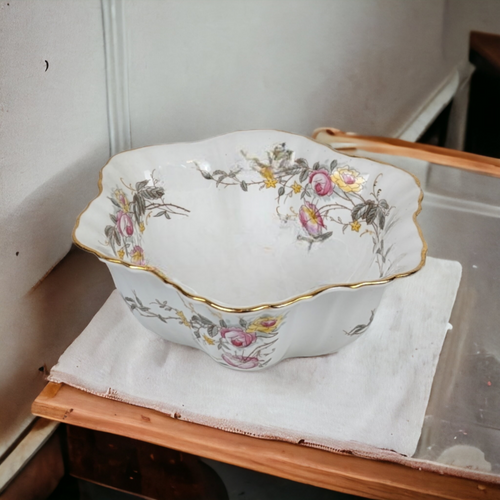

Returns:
106,261,386,371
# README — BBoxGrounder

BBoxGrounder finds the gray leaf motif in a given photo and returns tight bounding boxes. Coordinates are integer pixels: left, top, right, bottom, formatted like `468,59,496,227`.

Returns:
132,194,143,224
300,184,312,200
109,197,121,208
113,228,121,246
197,314,214,326
207,325,219,338
135,193,146,215
351,203,366,221
153,210,170,219
365,205,378,225
299,168,309,183
216,175,226,187
314,231,333,242
133,204,141,225
378,211,386,230
104,224,115,239
295,158,309,169
344,310,376,336
142,187,165,200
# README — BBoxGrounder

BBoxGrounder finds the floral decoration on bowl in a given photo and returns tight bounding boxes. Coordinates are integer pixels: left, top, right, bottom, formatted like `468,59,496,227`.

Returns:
73,130,426,371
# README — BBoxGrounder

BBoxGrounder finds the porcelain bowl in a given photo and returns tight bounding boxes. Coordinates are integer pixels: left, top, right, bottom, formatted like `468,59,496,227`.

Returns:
74,130,426,371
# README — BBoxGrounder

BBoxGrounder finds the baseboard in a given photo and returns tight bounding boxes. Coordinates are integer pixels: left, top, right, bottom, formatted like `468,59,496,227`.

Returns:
0,418,59,494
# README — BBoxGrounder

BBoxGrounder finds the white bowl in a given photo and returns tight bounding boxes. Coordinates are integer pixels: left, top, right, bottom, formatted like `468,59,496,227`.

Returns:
74,130,426,371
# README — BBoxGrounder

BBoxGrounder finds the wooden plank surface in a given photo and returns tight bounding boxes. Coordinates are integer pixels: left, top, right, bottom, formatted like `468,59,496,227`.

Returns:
32,383,500,500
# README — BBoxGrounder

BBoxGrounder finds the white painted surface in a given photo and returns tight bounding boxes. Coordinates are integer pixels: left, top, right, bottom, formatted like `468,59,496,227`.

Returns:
0,0,109,459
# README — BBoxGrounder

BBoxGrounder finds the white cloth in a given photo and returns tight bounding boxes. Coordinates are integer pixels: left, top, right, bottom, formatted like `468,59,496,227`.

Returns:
49,257,461,458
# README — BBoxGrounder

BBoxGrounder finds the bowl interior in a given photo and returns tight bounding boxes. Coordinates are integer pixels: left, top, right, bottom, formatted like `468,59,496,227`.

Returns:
75,130,425,309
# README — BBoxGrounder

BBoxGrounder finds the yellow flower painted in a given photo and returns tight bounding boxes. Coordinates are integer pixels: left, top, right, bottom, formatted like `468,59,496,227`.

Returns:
139,222,145,233
114,189,130,212
131,246,144,264
291,181,302,194
247,315,283,334
261,166,274,179
176,310,191,328
203,334,215,345
331,168,365,193
259,166,278,188
117,249,125,259
350,220,361,232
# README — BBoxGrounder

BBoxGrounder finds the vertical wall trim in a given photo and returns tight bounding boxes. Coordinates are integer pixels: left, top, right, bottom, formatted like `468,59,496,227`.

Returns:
395,68,459,142
102,0,131,156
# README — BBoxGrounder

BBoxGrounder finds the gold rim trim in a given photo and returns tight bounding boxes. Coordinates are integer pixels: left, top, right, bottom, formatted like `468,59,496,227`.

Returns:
72,130,428,314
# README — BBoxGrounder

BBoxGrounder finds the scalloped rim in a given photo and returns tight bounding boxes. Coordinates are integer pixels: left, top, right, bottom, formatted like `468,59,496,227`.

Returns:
73,130,428,313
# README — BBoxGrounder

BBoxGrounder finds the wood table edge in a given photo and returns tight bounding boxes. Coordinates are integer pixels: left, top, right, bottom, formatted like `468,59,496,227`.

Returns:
32,383,500,500
312,128,500,178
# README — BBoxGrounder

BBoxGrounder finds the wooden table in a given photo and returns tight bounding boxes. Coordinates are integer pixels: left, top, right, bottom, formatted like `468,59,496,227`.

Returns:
32,135,500,500
32,382,500,500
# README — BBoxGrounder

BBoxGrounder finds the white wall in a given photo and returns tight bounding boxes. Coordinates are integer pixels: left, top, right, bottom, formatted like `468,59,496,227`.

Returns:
0,0,109,300
444,0,500,63
123,0,454,147
0,0,109,457
2,0,500,463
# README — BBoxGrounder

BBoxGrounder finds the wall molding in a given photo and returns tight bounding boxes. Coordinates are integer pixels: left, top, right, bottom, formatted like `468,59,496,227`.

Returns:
0,419,59,494
102,0,131,156
444,63,475,151
395,67,460,142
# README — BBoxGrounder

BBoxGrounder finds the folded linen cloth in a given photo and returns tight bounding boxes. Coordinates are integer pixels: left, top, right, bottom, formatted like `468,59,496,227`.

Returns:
49,257,461,458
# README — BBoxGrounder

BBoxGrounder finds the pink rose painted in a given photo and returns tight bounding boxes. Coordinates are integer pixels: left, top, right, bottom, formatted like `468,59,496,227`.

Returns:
116,210,134,236
220,327,256,348
299,201,325,236
222,353,260,369
309,169,333,196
